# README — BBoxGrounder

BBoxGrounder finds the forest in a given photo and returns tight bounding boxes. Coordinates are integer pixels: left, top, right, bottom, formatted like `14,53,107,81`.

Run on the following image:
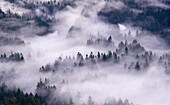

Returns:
98,0,170,44
0,0,170,105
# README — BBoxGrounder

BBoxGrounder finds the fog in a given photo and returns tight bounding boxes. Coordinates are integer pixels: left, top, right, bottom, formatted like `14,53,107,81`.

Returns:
0,0,30,15
0,0,170,105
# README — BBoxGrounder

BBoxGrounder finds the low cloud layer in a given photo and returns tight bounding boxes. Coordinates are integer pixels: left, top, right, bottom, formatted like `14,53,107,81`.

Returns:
0,0,170,105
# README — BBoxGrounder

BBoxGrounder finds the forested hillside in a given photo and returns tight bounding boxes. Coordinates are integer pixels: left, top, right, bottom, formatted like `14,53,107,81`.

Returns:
0,0,170,105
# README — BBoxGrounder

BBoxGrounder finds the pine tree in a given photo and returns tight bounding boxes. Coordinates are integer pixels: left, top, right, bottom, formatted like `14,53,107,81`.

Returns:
102,53,107,61
125,47,128,55
87,96,94,105
108,36,112,42
135,61,140,70
97,52,101,59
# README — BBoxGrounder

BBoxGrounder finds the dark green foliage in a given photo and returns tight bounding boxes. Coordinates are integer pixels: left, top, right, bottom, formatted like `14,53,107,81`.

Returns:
135,7,170,32
0,0,76,35
0,52,24,62
104,97,134,105
86,36,114,47
97,52,101,59
0,85,47,105
98,0,170,44
158,53,170,74
0,8,5,19
108,36,112,42
36,79,73,105
39,37,153,73
34,16,50,27
99,8,133,24
135,61,140,70
0,36,25,46
125,47,128,55
102,53,107,61
36,78,56,97
99,6,170,32
4,0,16,3
8,52,24,61
18,0,75,13
121,0,141,9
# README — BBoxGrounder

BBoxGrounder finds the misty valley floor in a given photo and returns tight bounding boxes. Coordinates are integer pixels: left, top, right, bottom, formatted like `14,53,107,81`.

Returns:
0,0,170,105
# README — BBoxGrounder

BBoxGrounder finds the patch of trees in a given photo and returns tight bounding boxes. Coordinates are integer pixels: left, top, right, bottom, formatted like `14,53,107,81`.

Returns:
87,36,115,47
0,8,21,20
163,0,170,5
125,51,154,71
0,8,5,19
39,38,154,73
1,9,21,19
0,9,27,32
0,0,77,35
37,78,56,90
35,78,137,105
37,37,170,74
0,52,24,62
36,78,56,99
34,16,51,27
6,0,76,14
0,83,47,105
36,78,74,105
98,0,170,44
119,0,148,9
4,0,17,3
67,26,82,38
99,5,170,31
116,39,145,54
104,98,136,105
0,36,25,46
41,0,76,12
99,7,133,24
159,53,170,74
